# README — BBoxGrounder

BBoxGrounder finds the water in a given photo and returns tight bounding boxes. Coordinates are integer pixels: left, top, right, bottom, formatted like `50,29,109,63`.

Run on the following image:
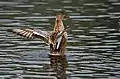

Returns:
0,0,120,79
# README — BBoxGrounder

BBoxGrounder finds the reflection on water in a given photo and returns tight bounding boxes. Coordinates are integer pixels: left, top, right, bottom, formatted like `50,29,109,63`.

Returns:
50,55,67,79
0,0,120,79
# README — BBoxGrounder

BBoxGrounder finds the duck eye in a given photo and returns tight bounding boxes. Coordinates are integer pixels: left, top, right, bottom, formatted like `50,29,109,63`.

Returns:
63,15,69,20
56,20,59,22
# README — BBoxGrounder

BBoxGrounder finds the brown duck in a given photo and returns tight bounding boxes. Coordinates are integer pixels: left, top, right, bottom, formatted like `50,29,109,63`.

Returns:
12,14,68,56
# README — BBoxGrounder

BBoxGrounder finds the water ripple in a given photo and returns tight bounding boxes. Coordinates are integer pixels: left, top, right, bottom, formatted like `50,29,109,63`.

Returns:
0,0,120,79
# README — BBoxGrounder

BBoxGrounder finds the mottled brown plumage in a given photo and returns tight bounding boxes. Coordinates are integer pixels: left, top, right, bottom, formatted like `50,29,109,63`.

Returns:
12,14,68,56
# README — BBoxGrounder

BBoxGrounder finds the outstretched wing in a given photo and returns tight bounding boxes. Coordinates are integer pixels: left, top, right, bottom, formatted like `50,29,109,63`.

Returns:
12,28,50,44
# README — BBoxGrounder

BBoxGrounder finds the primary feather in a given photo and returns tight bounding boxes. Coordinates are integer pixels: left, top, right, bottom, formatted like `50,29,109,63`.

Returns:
13,28,50,44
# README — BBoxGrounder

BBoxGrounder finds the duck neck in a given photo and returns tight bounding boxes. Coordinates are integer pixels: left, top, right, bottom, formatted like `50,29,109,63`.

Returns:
53,17,64,32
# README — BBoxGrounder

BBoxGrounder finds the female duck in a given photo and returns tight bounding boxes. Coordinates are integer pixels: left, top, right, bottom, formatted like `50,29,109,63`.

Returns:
12,14,68,56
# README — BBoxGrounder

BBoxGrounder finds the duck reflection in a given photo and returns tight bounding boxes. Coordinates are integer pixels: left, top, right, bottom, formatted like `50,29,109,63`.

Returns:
49,55,68,79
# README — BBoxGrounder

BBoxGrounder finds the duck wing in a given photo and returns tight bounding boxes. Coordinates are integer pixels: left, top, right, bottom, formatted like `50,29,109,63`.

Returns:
56,30,67,49
12,28,50,44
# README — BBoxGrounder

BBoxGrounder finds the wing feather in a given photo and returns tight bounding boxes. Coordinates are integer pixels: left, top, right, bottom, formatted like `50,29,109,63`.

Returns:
12,28,50,44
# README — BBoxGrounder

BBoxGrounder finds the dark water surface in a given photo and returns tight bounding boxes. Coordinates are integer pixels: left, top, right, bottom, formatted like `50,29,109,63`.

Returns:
0,0,120,79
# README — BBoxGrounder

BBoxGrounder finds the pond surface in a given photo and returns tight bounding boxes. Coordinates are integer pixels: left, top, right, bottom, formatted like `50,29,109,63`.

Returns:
0,0,120,79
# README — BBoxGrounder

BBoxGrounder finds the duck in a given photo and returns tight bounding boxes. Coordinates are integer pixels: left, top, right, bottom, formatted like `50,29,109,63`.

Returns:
12,13,68,56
